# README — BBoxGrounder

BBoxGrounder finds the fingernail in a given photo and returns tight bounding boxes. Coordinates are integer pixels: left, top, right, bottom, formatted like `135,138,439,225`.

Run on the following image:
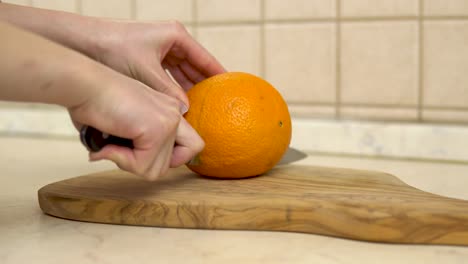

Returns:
180,102,189,115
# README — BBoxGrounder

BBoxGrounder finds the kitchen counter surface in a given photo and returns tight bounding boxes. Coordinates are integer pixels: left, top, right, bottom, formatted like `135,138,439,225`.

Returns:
1,136,468,264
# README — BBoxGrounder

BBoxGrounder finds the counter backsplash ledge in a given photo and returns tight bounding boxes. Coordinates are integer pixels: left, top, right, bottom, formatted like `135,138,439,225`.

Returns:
1,107,467,163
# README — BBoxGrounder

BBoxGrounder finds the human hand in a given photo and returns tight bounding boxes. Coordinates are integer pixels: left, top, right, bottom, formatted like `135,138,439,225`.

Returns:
89,20,225,110
68,66,204,180
0,5,224,107
0,19,204,181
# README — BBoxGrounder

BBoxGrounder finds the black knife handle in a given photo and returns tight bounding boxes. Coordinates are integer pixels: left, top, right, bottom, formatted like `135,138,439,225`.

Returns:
80,125,134,152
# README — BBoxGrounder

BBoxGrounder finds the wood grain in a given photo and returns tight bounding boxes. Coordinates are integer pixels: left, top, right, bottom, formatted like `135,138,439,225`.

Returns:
38,165,468,246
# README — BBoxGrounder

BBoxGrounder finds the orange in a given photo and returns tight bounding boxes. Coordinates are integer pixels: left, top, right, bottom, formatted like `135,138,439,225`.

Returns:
184,72,292,179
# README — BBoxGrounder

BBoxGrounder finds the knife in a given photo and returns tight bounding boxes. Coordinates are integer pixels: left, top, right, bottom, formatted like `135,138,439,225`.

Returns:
80,125,307,164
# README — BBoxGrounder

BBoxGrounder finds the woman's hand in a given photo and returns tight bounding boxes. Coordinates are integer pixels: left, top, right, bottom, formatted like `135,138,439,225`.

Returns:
0,4,225,109
68,68,205,180
0,5,223,180
0,21,204,181
89,20,225,110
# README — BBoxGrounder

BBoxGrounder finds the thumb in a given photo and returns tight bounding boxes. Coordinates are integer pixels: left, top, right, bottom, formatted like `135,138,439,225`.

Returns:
89,145,136,172
170,118,204,167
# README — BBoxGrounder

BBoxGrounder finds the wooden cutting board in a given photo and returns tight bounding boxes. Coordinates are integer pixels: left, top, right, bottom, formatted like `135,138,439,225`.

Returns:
38,165,468,246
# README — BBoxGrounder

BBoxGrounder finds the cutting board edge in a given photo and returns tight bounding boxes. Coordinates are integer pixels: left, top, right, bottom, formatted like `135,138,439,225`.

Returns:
38,194,468,247
36,165,468,247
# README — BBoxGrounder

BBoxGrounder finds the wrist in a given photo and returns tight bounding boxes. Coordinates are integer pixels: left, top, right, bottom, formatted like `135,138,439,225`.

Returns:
52,53,109,109
85,19,126,63
61,14,107,60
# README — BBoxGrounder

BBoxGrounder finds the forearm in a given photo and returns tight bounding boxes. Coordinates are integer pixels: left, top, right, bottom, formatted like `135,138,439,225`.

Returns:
0,21,101,108
0,3,100,58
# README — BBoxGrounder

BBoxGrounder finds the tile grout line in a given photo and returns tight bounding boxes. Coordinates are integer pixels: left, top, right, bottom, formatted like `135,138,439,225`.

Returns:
75,0,81,14
335,0,341,119
423,15,468,20
259,0,265,78
423,105,468,111
288,102,468,111
4,101,468,110
185,16,468,28
290,102,418,108
192,0,198,39
418,0,424,121
130,0,136,20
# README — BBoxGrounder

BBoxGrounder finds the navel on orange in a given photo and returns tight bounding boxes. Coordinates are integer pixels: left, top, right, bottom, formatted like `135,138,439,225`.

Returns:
184,72,292,178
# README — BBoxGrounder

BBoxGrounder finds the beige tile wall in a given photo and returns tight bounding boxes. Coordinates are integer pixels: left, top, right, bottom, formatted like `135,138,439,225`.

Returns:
3,0,468,124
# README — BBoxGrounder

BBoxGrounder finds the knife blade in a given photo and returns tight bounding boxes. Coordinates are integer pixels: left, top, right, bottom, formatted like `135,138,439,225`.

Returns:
277,147,307,165
80,125,307,165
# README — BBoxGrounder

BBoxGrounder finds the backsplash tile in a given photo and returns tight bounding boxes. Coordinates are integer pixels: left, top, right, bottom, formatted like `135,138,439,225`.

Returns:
2,0,31,5
2,0,468,161
196,0,261,22
0,101,61,110
424,0,468,16
31,0,77,12
197,25,261,76
287,104,336,118
135,0,193,23
341,0,419,17
341,106,418,121
264,0,336,20
423,109,468,123
81,0,133,19
2,0,467,124
423,21,468,108
265,23,336,104
341,21,418,106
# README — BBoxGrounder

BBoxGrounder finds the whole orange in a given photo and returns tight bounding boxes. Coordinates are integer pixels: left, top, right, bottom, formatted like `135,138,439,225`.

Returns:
184,72,291,178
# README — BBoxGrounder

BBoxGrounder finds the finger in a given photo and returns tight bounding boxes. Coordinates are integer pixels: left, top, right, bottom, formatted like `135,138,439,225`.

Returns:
142,65,190,111
171,118,205,167
139,131,177,181
172,31,226,77
171,145,196,167
89,145,136,172
163,62,194,91
163,54,204,88
159,139,176,176
141,151,167,181
179,61,206,84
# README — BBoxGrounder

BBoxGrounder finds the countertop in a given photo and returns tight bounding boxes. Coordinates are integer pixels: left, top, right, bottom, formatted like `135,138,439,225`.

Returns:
1,136,468,264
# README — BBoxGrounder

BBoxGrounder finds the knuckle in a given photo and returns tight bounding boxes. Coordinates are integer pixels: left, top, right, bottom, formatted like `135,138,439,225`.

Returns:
168,20,187,34
159,112,180,134
156,84,170,93
166,96,180,110
166,99,183,121
129,124,146,138
154,102,180,133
